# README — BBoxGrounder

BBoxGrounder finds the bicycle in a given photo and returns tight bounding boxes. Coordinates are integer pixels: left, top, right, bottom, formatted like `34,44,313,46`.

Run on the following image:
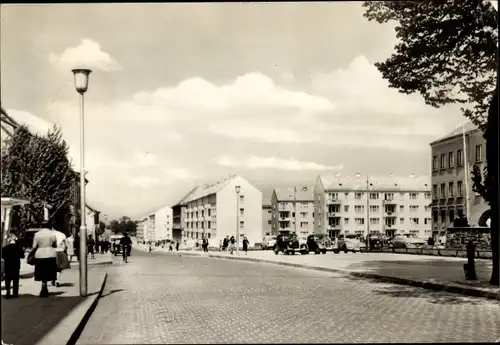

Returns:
122,245,129,263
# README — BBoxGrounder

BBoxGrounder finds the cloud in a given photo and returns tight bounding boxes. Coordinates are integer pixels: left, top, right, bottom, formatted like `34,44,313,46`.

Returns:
49,38,120,71
5,109,54,136
215,155,344,171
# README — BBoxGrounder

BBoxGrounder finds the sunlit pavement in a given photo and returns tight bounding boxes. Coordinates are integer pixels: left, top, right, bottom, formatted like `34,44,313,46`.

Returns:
77,249,500,344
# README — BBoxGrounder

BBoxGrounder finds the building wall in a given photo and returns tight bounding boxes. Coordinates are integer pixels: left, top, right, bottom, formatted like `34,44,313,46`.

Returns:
431,129,489,235
146,214,155,242
262,205,272,237
136,218,145,240
314,182,432,239
216,176,262,247
154,206,173,241
184,194,217,243
313,178,327,235
270,192,314,238
85,207,96,239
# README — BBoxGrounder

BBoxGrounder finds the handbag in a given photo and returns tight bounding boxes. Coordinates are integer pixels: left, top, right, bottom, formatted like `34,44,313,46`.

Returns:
59,251,70,270
27,247,37,266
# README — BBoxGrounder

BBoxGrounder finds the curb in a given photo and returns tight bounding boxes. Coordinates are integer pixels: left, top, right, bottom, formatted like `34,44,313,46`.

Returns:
66,272,108,345
206,254,500,301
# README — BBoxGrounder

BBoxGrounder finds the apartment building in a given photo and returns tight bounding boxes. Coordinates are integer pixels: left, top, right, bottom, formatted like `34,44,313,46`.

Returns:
181,175,262,246
136,218,145,241
154,205,173,242
314,175,432,239
85,204,100,239
430,122,489,238
271,185,315,238
262,192,273,238
145,214,155,242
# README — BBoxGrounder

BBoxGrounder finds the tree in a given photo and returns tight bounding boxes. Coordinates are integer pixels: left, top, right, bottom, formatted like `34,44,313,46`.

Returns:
471,164,490,203
96,221,106,236
1,125,74,236
363,0,499,285
109,216,137,235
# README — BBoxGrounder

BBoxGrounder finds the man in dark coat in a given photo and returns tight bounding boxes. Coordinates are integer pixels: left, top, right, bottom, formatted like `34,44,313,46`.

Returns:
2,237,25,298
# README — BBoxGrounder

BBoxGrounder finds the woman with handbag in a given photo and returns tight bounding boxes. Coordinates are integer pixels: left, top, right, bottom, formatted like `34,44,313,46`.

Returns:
53,229,69,287
30,222,57,297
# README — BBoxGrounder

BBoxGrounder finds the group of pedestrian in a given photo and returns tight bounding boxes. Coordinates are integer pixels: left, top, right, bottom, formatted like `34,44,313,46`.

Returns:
220,236,249,255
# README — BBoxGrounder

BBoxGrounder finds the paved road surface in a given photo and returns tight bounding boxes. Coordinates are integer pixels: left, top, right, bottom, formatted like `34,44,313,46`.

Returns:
77,249,500,344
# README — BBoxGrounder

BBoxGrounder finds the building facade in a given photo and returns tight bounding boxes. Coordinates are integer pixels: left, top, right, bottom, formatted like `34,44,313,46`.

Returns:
181,175,262,247
145,214,155,242
172,186,199,244
154,205,173,242
314,175,432,239
261,190,273,238
430,122,489,238
270,185,315,239
136,218,146,241
85,205,99,239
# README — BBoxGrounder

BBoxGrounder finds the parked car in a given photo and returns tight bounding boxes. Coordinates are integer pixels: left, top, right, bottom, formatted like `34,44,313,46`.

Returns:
333,234,361,253
261,235,277,250
306,234,331,254
391,234,426,249
274,233,308,255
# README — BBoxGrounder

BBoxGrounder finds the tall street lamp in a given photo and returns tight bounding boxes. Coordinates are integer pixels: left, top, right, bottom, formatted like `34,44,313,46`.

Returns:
72,68,92,297
235,185,241,256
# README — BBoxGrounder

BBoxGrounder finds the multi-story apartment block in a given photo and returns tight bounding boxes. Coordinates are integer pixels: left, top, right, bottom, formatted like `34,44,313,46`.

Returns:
262,193,273,237
136,218,145,241
181,175,262,247
430,122,490,238
145,214,155,242
314,175,432,239
154,205,173,242
271,186,315,238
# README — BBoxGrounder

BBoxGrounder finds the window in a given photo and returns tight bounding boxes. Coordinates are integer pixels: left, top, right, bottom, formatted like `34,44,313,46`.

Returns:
344,218,349,225
448,182,454,198
432,155,438,171
329,205,340,213
424,218,431,225
240,208,244,216
240,195,244,203
267,220,271,225
300,222,308,227
355,193,363,200
457,181,463,197
344,205,349,212
448,151,454,168
330,193,339,200
425,192,431,199
425,206,431,212
208,221,211,229
457,149,463,166
344,192,349,198
385,218,396,226
239,221,244,229
440,154,445,169
410,205,419,212
370,193,379,200
440,183,446,198
355,205,364,213
369,205,379,212
267,210,271,214
370,218,380,225
355,218,365,225
384,193,394,201
432,185,438,199
475,144,482,162
399,205,404,212
300,212,308,217
409,193,418,200
300,202,308,208
400,218,405,224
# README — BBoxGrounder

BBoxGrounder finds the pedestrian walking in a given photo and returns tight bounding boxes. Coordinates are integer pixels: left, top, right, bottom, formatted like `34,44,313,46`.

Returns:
53,229,70,287
229,236,236,255
203,237,209,252
465,239,477,280
30,221,58,297
242,236,249,255
87,235,95,259
148,242,153,254
223,236,229,252
2,235,24,299
95,239,100,254
169,244,173,252
74,232,80,262
176,242,179,251
66,234,75,262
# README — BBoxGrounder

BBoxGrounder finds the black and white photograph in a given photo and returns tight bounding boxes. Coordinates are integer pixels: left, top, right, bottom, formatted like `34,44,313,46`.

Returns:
1,1,499,344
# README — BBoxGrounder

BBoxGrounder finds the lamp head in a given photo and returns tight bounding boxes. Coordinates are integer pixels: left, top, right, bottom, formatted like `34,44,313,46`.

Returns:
72,69,92,94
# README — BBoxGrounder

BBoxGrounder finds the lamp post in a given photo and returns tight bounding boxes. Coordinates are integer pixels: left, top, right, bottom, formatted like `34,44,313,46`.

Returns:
72,68,92,297
235,185,241,256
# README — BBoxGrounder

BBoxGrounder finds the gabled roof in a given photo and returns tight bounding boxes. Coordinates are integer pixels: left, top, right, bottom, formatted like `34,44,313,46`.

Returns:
274,185,315,202
318,174,430,192
183,175,238,203
430,121,479,145
173,186,200,207
85,204,99,213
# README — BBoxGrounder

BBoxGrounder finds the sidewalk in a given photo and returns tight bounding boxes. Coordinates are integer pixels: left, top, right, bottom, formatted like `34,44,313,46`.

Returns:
173,249,500,300
2,256,110,345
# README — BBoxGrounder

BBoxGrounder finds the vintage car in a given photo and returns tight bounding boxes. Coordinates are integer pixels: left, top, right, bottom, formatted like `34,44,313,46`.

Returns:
274,233,308,255
333,234,361,253
391,234,427,249
261,235,277,250
306,234,332,254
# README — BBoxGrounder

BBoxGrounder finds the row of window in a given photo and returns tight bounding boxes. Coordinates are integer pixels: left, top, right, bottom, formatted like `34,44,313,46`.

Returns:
327,217,431,226
328,192,431,201
327,205,431,213
275,202,311,209
276,211,314,219
432,145,482,171
432,181,464,199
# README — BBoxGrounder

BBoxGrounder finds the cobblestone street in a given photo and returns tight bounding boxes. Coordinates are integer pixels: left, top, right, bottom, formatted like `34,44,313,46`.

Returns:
77,249,500,344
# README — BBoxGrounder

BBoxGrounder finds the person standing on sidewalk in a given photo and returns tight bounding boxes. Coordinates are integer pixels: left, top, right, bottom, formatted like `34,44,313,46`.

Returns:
74,232,80,262
223,236,229,252
2,235,24,299
66,234,75,262
176,242,180,251
242,236,249,255
229,236,236,255
53,229,70,287
31,222,57,297
87,235,95,259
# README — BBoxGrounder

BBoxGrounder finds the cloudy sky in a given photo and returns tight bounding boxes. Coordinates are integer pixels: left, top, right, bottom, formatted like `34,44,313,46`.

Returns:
1,3,467,219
